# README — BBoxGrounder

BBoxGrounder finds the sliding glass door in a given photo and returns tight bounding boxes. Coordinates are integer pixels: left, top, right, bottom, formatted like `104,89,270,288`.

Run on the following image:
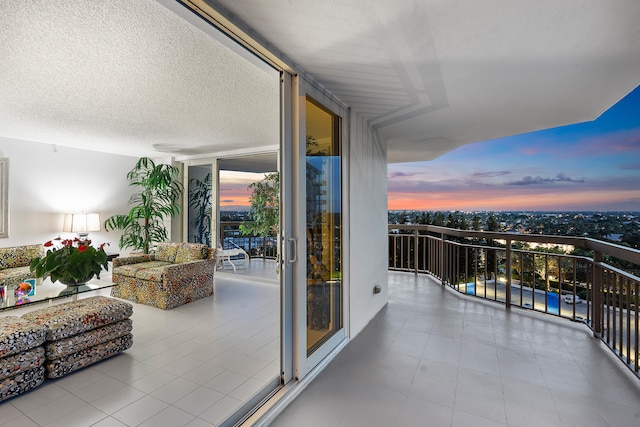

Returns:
305,98,343,356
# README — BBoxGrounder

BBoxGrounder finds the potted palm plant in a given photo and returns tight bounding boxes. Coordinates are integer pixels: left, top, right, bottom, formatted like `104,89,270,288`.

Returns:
104,157,183,254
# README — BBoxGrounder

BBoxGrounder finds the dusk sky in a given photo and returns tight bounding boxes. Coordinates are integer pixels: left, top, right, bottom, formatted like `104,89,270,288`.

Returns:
220,85,640,213
388,85,640,212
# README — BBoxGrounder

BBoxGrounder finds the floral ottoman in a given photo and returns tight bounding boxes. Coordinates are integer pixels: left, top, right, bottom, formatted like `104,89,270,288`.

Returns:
21,296,133,378
0,316,47,402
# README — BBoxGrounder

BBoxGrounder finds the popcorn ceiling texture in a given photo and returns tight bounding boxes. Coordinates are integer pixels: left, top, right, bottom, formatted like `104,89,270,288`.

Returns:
0,0,279,158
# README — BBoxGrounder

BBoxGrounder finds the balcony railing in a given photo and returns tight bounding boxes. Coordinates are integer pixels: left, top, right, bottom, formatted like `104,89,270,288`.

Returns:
219,221,278,259
389,224,640,378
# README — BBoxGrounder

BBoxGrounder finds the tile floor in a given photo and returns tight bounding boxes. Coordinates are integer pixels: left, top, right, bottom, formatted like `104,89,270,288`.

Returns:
4,266,640,426
0,260,280,427
270,271,640,427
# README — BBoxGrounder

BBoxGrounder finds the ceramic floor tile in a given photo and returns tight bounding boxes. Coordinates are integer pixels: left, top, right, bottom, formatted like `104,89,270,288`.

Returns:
228,356,271,377
0,402,24,425
73,376,127,403
42,404,107,427
89,385,147,415
184,418,215,427
198,395,244,426
53,367,109,393
180,362,226,385
151,377,201,404
408,360,459,407
252,363,280,383
112,395,169,426
395,396,453,427
0,415,39,427
204,371,251,395
138,406,195,427
90,417,128,427
131,370,178,394
10,383,72,413
452,409,507,427
228,377,266,401
27,393,88,426
173,386,225,416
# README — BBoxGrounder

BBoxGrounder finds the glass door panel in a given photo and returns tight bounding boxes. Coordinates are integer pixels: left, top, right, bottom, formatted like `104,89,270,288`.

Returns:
305,98,342,355
187,164,213,246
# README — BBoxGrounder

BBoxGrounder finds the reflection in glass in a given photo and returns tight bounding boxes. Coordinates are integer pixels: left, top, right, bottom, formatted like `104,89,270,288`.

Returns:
188,165,213,246
306,98,342,354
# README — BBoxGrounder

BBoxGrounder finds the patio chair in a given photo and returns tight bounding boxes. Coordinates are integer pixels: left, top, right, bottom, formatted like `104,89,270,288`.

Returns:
216,241,250,273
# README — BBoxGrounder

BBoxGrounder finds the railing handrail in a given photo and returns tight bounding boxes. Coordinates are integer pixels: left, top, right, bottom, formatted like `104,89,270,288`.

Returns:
388,224,640,265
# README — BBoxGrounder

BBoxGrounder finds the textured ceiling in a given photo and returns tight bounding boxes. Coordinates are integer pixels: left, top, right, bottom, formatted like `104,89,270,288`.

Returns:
0,0,280,159
1,0,639,164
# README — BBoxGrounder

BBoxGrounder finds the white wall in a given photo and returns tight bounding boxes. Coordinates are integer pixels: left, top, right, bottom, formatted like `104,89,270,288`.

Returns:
348,113,389,337
0,138,138,255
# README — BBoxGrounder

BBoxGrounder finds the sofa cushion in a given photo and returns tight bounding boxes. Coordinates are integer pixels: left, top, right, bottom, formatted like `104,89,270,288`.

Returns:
174,243,209,263
44,319,133,360
0,316,47,358
44,334,133,379
115,261,171,277
0,347,45,381
0,244,42,270
21,296,133,341
0,366,45,402
135,265,172,281
0,266,34,287
155,243,181,263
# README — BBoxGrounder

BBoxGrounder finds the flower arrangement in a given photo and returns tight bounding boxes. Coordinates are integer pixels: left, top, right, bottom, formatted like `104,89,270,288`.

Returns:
30,237,109,285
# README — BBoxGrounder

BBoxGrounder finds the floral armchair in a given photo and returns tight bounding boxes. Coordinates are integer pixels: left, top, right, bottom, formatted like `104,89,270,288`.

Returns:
0,244,43,287
111,242,216,309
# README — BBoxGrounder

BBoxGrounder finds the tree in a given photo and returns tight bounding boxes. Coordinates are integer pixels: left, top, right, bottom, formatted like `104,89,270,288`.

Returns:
486,214,499,232
104,157,182,254
471,215,482,231
240,172,279,237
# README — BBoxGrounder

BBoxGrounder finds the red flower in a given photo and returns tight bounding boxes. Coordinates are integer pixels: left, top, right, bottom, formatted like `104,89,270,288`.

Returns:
77,244,88,253
44,240,54,247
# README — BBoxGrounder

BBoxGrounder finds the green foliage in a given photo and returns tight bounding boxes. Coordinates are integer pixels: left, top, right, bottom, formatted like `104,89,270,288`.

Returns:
240,173,279,237
30,237,108,284
486,214,499,231
104,157,183,254
188,172,212,245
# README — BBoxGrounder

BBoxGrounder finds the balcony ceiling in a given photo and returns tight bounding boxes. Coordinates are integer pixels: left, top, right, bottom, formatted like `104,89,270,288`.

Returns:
1,0,639,163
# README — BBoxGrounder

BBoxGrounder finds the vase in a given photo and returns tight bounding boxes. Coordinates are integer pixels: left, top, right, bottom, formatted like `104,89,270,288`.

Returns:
59,274,94,287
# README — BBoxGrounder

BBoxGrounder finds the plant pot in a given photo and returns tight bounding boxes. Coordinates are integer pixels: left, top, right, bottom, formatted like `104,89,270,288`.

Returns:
59,274,94,287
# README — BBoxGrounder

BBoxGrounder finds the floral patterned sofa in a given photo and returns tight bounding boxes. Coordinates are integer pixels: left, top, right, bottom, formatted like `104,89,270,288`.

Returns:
111,242,216,309
0,244,43,288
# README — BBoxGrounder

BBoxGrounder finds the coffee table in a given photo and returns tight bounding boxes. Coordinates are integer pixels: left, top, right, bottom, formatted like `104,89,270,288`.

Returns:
0,277,116,312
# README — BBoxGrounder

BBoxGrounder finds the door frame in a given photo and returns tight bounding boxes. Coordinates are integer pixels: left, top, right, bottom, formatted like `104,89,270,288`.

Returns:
288,76,351,379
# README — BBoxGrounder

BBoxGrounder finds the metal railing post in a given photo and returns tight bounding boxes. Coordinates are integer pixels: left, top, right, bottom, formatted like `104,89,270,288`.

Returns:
505,238,512,309
440,232,446,286
592,250,603,337
414,228,419,275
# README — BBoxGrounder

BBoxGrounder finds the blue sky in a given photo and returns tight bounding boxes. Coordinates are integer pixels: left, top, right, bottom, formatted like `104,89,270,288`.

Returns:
388,85,640,212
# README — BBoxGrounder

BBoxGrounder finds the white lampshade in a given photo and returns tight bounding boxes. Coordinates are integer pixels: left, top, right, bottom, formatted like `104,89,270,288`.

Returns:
63,213,100,236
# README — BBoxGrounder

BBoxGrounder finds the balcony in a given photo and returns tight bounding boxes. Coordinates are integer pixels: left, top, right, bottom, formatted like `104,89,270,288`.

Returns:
387,224,640,378
270,225,640,426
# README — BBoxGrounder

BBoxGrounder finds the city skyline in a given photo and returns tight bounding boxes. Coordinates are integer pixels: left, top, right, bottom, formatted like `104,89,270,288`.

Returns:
388,85,640,212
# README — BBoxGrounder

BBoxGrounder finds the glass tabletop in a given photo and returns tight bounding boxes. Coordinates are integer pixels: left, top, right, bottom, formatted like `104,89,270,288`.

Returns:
0,277,116,311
